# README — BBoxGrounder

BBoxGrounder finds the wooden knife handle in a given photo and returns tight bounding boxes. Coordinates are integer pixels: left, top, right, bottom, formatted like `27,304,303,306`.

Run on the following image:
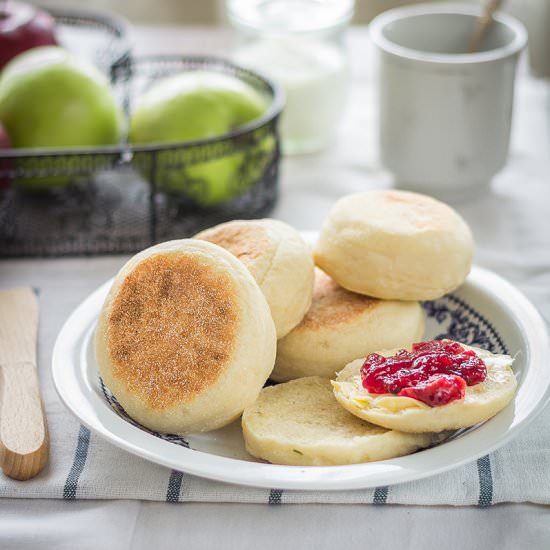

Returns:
0,362,48,480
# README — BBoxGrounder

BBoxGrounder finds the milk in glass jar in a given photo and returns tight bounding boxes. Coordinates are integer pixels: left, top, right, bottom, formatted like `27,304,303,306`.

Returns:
226,0,354,154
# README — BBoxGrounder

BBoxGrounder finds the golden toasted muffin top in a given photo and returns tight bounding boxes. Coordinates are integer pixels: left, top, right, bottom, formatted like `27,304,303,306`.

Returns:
107,253,238,410
196,222,272,273
297,269,378,331
377,190,454,231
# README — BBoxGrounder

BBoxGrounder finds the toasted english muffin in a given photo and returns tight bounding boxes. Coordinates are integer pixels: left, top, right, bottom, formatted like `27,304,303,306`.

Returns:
242,377,436,466
95,239,276,435
271,269,424,382
195,219,314,339
314,190,474,300
332,345,517,433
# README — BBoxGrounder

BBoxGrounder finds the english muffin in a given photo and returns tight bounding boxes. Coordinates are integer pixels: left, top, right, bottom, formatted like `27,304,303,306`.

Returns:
271,269,424,382
333,342,516,433
314,190,474,300
242,377,436,466
95,239,276,435
195,219,314,338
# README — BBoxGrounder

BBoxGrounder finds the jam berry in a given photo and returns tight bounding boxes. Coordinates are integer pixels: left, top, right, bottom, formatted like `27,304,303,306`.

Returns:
360,340,486,407
398,374,466,406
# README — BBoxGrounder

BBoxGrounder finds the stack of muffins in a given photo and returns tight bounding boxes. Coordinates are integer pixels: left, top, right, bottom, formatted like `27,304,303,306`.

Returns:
95,190,516,466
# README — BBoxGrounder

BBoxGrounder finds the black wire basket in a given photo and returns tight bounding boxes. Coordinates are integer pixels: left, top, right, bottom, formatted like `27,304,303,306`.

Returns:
50,6,131,72
0,56,284,257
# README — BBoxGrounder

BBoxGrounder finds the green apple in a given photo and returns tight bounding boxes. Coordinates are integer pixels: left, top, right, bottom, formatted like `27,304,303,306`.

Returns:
0,46,124,189
129,71,275,207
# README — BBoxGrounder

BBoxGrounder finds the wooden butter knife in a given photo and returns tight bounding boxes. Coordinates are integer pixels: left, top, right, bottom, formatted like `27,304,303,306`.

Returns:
0,288,48,480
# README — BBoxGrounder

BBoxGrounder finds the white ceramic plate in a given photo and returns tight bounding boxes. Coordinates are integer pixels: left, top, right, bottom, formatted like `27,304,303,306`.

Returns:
52,233,550,490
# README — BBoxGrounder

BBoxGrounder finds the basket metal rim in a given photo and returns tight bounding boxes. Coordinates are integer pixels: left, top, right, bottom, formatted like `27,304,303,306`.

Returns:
48,5,131,40
0,55,285,159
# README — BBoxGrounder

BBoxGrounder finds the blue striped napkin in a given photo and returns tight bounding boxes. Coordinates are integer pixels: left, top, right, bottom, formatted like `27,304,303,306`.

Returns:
0,389,548,505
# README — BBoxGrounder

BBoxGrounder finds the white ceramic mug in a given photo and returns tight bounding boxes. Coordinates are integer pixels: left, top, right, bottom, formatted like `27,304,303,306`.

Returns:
370,3,527,198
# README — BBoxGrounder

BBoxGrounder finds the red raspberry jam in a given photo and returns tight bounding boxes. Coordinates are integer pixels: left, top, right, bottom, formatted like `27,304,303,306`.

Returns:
360,340,487,407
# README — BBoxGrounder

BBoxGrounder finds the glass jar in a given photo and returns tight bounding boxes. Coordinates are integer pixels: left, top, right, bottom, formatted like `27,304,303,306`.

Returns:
226,0,354,155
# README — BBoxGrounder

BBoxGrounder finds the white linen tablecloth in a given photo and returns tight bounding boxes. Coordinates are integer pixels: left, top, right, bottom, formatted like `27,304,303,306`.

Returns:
1,26,549,548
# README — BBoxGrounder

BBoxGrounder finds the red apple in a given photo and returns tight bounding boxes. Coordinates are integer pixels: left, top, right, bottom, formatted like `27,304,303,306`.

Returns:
0,1,57,69
0,122,12,189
